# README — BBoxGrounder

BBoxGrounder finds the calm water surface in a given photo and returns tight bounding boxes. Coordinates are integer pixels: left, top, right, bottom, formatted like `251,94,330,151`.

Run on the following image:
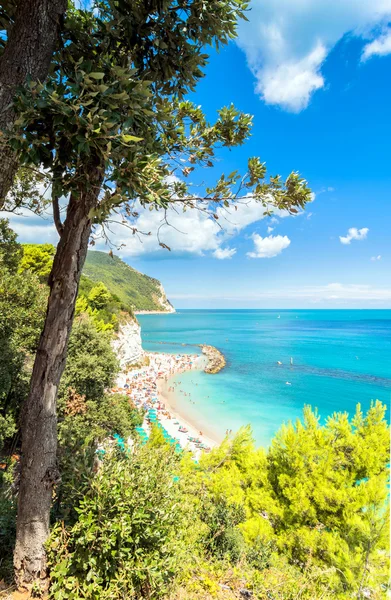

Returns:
138,310,391,446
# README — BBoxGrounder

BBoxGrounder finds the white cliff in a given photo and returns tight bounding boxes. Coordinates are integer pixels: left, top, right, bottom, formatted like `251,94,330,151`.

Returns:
156,283,175,313
112,319,144,368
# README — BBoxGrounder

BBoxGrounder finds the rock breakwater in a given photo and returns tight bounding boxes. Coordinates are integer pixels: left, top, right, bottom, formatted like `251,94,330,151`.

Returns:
201,345,226,374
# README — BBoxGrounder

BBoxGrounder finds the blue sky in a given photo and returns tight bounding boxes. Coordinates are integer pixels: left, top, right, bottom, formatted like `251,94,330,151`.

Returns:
4,1,391,308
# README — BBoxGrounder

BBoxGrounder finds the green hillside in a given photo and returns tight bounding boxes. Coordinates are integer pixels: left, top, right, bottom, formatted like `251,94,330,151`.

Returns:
83,250,173,312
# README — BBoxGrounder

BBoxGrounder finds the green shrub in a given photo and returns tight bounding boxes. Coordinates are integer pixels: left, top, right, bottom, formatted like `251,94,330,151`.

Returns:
48,446,190,599
59,316,119,403
56,393,142,522
202,498,246,563
19,243,55,283
0,461,17,583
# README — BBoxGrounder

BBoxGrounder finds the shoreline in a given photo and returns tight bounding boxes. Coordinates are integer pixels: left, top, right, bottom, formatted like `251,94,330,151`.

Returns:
115,351,221,456
157,376,222,447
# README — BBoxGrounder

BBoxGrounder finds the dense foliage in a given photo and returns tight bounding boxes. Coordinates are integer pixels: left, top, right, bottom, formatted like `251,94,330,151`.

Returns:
59,317,119,401
0,222,47,450
0,224,142,581
83,251,172,312
19,243,56,283
5,0,311,232
0,231,131,454
45,403,389,600
48,445,188,599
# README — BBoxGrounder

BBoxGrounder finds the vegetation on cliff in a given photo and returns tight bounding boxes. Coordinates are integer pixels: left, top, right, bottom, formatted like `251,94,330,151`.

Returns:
18,244,174,316
83,251,173,313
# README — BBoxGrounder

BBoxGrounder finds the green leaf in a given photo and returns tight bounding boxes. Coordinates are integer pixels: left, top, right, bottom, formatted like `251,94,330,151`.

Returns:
121,135,143,143
89,72,105,80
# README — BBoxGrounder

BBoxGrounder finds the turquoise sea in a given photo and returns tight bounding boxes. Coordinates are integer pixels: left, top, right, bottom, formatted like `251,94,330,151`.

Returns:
138,310,391,446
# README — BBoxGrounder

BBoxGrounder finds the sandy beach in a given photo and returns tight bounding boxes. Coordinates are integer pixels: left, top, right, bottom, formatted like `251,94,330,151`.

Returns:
157,376,223,446
114,351,220,457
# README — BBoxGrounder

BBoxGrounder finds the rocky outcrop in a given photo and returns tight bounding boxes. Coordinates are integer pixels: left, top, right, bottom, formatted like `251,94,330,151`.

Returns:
139,282,175,314
112,319,144,367
157,283,175,312
201,345,226,374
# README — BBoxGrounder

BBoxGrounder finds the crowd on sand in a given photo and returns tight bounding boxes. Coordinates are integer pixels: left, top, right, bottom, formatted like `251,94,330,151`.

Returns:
111,353,217,458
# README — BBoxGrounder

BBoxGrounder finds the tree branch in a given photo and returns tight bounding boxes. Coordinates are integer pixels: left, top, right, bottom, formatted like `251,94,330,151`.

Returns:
52,193,63,236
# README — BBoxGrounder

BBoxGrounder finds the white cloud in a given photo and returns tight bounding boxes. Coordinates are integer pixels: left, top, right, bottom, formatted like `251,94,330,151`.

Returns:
213,247,237,260
371,254,382,261
267,226,274,233
93,202,221,257
236,0,391,111
258,43,326,112
0,208,58,244
339,227,369,245
215,196,290,236
247,233,291,258
93,196,295,259
362,27,391,60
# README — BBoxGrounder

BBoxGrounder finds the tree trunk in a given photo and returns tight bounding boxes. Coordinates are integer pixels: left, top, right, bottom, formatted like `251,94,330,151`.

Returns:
13,164,103,590
0,0,67,204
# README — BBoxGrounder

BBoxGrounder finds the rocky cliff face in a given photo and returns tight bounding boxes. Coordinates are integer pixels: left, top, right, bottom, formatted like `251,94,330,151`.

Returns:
112,319,144,367
154,283,175,313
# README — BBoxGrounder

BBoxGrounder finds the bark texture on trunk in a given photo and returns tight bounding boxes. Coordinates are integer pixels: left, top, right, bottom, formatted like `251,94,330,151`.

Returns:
0,0,67,203
14,165,103,589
